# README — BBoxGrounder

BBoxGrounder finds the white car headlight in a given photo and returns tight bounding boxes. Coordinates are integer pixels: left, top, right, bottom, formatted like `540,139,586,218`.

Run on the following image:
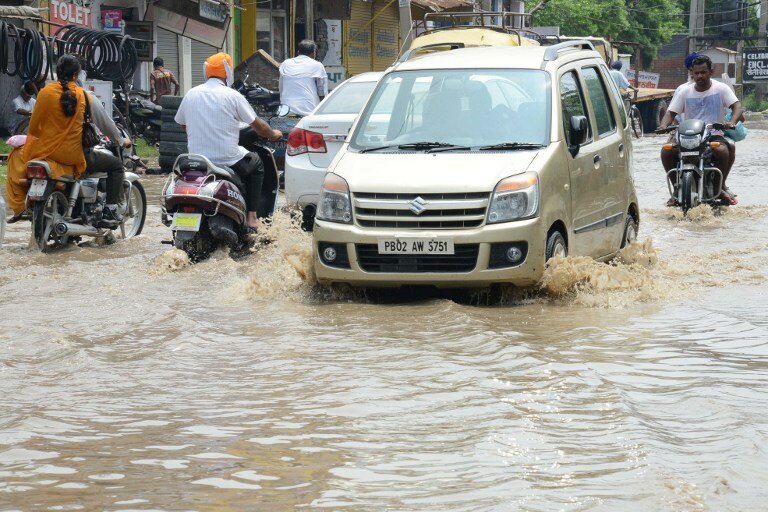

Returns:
317,173,353,224
487,172,539,224
679,134,701,150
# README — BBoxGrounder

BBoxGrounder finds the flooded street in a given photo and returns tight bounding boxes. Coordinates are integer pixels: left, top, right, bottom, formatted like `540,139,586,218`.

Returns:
2,128,768,511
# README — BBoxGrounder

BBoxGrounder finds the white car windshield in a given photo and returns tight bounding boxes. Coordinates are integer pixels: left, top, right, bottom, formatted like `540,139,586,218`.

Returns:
316,81,378,115
350,69,551,151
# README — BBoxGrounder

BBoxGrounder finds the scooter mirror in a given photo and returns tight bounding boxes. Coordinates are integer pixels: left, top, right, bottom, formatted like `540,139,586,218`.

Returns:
276,105,291,117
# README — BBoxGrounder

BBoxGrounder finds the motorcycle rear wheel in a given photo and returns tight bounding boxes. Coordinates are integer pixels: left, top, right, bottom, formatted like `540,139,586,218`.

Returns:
32,191,69,252
175,225,216,263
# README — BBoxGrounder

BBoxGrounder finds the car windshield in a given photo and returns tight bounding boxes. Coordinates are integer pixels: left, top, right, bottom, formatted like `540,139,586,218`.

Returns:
350,69,551,151
315,81,378,115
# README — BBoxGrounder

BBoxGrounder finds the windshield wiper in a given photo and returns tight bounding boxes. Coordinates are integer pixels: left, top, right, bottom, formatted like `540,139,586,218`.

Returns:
478,142,546,151
397,142,458,151
359,145,398,153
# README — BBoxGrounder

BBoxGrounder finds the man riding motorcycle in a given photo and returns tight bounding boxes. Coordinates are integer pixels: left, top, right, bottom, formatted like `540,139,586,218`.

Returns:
657,54,743,206
174,52,282,232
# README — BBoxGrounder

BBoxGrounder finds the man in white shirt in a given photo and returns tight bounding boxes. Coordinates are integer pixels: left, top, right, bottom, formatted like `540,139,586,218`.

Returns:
279,40,329,116
658,54,742,205
175,52,282,232
10,83,36,134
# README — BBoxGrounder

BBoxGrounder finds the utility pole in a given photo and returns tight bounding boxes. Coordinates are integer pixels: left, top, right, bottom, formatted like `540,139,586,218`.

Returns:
688,0,705,54
758,0,768,101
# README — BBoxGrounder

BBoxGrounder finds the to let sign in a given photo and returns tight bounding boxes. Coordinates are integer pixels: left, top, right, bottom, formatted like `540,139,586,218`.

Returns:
743,47,768,82
50,0,92,28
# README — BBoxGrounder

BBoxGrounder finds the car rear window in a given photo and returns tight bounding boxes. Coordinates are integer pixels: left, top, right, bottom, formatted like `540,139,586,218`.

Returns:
315,81,378,115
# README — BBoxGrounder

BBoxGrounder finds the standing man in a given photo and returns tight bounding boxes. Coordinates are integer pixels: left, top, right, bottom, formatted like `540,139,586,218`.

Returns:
150,57,180,104
278,40,329,116
10,83,36,134
175,53,282,233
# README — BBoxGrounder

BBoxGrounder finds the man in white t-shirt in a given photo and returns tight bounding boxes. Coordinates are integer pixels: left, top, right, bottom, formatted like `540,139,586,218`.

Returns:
10,83,36,134
658,54,742,205
279,40,329,116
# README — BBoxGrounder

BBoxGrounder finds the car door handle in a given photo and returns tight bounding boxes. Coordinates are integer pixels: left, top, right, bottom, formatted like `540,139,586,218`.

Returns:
593,155,601,164
618,143,624,153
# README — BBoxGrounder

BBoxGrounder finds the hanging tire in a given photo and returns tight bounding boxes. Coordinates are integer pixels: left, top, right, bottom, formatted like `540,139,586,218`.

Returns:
160,96,183,109
620,212,638,248
545,230,567,263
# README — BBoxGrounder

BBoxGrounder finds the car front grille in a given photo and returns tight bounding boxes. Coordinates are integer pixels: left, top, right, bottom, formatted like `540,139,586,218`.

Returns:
356,244,479,273
353,192,490,229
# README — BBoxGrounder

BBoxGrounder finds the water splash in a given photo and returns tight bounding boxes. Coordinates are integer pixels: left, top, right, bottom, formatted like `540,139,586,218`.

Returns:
153,248,191,273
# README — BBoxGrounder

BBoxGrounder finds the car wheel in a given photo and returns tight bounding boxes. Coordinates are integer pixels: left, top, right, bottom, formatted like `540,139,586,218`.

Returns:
621,212,638,248
545,230,567,263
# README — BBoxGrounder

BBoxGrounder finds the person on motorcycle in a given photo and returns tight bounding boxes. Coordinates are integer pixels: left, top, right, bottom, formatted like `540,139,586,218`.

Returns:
174,52,282,233
279,40,328,116
657,54,743,206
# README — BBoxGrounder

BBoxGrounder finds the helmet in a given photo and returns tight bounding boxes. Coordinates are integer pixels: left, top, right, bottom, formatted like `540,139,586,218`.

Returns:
204,52,235,86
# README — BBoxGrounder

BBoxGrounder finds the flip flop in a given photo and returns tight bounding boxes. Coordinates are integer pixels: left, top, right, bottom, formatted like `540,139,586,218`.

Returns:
666,197,680,207
719,189,738,205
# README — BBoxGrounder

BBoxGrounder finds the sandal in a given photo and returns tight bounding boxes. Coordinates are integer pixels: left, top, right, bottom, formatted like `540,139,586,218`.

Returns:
719,189,738,205
7,209,31,224
666,197,680,207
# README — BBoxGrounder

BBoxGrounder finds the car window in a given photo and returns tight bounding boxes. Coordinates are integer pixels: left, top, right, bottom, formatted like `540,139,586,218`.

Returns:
602,65,627,129
350,69,551,150
315,81,378,115
559,70,592,145
582,66,616,137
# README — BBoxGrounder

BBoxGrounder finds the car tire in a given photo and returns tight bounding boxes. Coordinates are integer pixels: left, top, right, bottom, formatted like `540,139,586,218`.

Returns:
545,230,567,263
644,99,667,132
159,141,188,154
620,212,638,248
161,131,187,143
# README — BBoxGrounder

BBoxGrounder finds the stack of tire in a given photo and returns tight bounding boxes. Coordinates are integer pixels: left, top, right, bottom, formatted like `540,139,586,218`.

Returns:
158,96,187,173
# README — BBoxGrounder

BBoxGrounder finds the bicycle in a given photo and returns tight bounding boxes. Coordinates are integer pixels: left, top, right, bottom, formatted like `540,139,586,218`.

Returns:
623,89,643,139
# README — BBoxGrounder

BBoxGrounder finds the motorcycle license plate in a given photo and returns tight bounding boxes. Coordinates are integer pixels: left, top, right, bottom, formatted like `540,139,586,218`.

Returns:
27,179,47,200
377,238,454,255
680,151,699,157
171,213,202,232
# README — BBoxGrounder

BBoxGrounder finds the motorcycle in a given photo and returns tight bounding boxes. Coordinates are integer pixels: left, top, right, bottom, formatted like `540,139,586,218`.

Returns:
160,121,283,262
657,120,729,212
113,87,162,145
25,140,147,252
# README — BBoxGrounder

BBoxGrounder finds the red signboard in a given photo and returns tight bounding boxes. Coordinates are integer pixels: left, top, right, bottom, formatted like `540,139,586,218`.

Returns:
50,0,93,28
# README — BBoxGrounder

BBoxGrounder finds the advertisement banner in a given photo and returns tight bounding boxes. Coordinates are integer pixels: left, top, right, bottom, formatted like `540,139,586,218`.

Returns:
743,47,768,82
50,0,93,28
317,20,343,67
626,70,660,88
101,9,123,33
325,66,346,90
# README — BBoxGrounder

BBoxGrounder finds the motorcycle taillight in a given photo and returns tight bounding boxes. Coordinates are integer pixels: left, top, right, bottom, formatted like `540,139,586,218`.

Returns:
26,165,48,179
174,184,200,195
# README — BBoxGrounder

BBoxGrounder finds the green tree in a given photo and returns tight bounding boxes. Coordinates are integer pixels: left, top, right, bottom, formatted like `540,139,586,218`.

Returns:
531,0,685,67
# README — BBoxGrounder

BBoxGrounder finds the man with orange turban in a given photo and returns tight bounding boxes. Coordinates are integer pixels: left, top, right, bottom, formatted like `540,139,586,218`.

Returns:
175,52,282,232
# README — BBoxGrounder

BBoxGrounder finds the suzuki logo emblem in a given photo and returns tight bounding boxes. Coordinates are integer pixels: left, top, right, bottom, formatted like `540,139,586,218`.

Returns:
409,196,427,215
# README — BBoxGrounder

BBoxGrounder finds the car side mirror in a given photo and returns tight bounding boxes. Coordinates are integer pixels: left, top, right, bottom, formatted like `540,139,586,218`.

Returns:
569,115,588,157
275,104,291,117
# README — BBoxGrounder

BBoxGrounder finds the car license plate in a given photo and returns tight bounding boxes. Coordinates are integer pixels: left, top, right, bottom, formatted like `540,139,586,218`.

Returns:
171,213,202,232
27,179,47,200
378,238,454,255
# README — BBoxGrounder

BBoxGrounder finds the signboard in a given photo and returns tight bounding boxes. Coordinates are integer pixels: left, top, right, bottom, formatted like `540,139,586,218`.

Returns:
199,0,228,23
101,9,123,33
124,21,153,62
325,66,346,90
84,80,113,117
743,47,768,82
626,70,660,88
50,0,93,28
317,19,342,66
145,3,229,49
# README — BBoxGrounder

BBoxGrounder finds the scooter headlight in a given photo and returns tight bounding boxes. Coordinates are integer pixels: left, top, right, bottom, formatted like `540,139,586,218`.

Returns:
317,174,353,224
678,134,701,150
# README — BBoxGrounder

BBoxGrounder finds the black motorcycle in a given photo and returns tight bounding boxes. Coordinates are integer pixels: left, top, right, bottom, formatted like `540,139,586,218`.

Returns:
657,120,729,212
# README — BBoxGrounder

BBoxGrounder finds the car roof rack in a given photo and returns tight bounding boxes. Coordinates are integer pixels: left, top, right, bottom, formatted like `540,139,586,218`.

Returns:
543,40,596,61
398,42,466,63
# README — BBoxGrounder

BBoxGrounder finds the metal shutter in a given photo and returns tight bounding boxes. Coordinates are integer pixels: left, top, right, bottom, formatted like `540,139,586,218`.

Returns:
191,40,218,87
344,0,372,76
156,28,180,79
372,0,399,71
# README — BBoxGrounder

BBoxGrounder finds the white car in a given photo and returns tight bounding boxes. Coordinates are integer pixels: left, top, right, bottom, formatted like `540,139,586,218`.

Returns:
285,72,382,229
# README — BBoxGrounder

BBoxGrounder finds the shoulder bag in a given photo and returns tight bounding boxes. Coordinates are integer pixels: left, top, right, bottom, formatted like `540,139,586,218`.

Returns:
82,91,100,149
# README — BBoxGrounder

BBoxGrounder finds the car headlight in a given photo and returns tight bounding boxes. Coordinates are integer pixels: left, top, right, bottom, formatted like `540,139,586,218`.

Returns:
679,134,701,150
317,173,353,224
487,172,539,224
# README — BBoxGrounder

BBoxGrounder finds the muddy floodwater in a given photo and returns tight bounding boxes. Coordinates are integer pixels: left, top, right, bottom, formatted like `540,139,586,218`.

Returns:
2,127,768,511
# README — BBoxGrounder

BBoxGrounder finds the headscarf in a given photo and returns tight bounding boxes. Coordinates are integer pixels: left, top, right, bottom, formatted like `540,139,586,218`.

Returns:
204,52,234,87
684,52,701,70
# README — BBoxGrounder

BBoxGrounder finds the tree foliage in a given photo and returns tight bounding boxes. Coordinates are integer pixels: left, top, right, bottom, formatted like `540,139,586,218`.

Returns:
531,0,686,68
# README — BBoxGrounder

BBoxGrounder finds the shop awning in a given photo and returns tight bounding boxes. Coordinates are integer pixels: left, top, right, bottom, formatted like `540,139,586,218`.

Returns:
410,0,474,11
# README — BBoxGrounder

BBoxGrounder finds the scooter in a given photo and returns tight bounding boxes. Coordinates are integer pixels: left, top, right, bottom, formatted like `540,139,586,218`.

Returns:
160,125,282,262
25,140,147,252
657,120,730,213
